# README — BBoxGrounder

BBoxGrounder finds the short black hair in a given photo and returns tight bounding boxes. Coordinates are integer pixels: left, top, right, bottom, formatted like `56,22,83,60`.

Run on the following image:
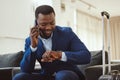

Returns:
35,5,55,19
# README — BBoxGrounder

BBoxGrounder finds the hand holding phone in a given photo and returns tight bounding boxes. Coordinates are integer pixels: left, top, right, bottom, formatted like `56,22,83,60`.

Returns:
30,20,39,48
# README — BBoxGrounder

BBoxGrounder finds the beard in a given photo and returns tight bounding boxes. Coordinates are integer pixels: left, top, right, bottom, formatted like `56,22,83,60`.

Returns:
40,29,53,39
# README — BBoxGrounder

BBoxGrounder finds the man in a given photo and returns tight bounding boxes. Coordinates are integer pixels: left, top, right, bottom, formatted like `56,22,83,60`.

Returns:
13,5,91,80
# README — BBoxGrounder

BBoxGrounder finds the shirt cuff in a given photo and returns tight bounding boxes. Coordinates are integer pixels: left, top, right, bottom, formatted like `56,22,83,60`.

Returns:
30,45,37,52
60,52,67,61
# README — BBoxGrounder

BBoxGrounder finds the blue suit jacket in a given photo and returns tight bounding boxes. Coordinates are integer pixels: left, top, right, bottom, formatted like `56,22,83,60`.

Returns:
20,26,91,77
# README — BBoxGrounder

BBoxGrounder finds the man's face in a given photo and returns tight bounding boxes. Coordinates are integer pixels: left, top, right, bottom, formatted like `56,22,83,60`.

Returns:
37,12,55,39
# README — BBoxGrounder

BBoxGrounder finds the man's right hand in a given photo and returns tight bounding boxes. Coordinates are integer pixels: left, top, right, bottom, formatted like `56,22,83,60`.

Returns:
30,26,39,48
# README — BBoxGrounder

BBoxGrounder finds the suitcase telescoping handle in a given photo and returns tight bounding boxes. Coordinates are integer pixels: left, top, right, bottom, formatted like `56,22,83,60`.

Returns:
101,11,111,75
101,11,110,19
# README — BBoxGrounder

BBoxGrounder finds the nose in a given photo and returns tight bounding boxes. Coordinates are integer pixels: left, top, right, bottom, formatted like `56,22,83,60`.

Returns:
45,24,52,29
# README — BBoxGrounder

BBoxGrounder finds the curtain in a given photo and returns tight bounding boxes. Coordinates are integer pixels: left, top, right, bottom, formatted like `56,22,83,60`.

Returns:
76,10,102,51
107,16,120,60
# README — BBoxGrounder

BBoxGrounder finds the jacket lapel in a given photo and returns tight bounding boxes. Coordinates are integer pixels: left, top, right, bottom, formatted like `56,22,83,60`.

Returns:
36,38,45,58
52,28,58,51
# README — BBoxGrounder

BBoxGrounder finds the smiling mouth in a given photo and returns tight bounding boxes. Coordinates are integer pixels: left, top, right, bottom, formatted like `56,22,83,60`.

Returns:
46,30,51,33
44,30,52,35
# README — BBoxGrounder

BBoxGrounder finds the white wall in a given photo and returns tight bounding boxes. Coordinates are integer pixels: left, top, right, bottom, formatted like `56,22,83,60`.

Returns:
0,0,34,54
52,0,76,31
0,0,35,38
0,37,24,54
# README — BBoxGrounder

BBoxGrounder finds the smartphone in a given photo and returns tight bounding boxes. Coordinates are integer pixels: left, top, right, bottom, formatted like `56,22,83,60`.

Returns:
34,20,40,34
34,20,38,26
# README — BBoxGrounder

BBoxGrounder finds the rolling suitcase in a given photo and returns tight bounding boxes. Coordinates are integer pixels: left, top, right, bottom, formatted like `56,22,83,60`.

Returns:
98,11,120,80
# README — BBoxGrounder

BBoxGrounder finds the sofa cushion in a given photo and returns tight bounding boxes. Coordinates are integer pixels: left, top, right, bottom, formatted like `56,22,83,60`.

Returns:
77,50,108,75
0,51,23,68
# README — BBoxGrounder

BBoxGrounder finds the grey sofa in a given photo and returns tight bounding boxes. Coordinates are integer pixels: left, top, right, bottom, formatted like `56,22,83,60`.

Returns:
0,50,120,80
0,51,23,80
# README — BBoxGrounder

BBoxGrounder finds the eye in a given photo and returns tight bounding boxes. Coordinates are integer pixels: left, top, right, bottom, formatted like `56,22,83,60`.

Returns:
40,23,47,26
50,22,55,25
41,24,46,26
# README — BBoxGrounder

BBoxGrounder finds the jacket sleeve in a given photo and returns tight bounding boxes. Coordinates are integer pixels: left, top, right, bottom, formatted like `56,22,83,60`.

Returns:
65,28,91,65
20,37,36,73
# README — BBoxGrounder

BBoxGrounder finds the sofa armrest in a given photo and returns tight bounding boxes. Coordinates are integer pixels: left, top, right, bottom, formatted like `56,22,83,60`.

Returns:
12,67,21,77
85,64,120,80
0,67,13,80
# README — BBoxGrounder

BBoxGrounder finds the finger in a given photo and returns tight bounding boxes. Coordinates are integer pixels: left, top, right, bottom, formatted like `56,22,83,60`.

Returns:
42,51,51,58
49,51,58,59
41,59,48,62
30,31,38,36
41,57,53,62
41,58,47,62
41,52,53,62
31,28,39,34
31,26,39,32
49,51,62,60
30,28,39,37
